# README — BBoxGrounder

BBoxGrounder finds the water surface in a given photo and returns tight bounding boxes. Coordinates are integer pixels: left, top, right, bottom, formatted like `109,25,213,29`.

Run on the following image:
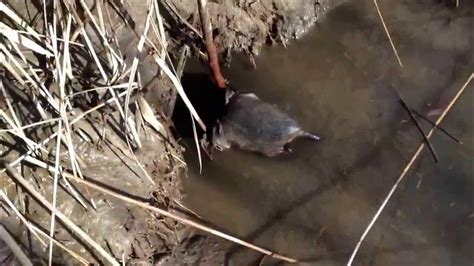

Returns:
182,1,473,265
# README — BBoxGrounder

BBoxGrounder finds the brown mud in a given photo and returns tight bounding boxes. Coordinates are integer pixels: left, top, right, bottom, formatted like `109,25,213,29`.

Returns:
0,0,337,264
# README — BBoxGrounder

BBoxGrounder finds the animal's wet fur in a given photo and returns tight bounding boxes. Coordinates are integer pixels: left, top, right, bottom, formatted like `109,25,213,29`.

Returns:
211,89,319,156
172,73,318,157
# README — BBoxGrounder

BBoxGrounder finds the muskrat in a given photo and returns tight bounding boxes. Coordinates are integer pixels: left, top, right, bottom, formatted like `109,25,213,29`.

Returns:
201,89,319,157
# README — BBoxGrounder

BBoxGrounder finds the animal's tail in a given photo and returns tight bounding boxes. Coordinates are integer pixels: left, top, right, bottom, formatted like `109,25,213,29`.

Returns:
300,132,320,141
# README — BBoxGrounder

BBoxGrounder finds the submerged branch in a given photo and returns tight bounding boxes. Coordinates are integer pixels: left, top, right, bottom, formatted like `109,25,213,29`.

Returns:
397,90,439,163
347,73,473,265
411,109,463,144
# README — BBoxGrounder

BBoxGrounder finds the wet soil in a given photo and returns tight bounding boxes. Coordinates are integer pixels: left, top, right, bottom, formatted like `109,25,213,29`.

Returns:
169,0,343,55
1,0,335,264
2,0,471,264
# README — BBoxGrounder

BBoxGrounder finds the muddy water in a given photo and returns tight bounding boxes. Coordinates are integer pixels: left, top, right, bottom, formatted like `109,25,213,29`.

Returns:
182,0,473,265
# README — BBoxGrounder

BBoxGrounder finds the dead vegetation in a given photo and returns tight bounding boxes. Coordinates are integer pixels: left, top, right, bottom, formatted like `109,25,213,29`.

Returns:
0,0,194,263
0,0,322,264
1,0,468,264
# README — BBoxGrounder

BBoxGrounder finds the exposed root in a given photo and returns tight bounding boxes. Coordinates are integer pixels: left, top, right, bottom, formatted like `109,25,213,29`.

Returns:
197,0,227,89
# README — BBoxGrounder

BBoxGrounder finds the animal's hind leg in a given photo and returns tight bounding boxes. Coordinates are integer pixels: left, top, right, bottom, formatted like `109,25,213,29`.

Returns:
263,146,287,157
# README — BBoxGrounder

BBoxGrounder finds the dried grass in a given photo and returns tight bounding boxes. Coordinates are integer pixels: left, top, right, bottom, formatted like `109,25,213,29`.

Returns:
0,0,194,263
0,0,293,264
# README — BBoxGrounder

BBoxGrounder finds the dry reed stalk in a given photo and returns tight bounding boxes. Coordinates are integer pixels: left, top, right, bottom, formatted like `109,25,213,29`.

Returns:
1,0,298,263
397,91,439,163
4,164,119,265
0,225,32,266
30,225,90,265
373,0,403,68
347,73,473,265
410,109,462,144
59,170,298,263
0,191,89,265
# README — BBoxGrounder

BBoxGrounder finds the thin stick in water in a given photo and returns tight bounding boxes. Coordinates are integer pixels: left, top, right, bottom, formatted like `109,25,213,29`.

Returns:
396,91,439,163
373,0,403,68
347,73,473,265
411,109,462,144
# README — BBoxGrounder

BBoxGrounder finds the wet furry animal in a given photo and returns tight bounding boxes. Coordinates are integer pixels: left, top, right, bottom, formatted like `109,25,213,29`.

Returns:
202,90,319,157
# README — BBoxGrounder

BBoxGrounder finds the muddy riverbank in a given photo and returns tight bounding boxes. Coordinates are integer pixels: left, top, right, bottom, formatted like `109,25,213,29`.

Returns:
0,0,338,264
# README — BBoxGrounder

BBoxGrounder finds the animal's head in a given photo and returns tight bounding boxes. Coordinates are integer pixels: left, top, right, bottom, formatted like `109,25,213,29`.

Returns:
224,88,236,104
212,121,231,151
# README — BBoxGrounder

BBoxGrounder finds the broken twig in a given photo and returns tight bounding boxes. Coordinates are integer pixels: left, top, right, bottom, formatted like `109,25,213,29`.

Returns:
396,90,439,163
411,109,462,144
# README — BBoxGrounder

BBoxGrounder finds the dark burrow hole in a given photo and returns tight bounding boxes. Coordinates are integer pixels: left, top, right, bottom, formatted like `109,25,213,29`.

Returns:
171,72,226,142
